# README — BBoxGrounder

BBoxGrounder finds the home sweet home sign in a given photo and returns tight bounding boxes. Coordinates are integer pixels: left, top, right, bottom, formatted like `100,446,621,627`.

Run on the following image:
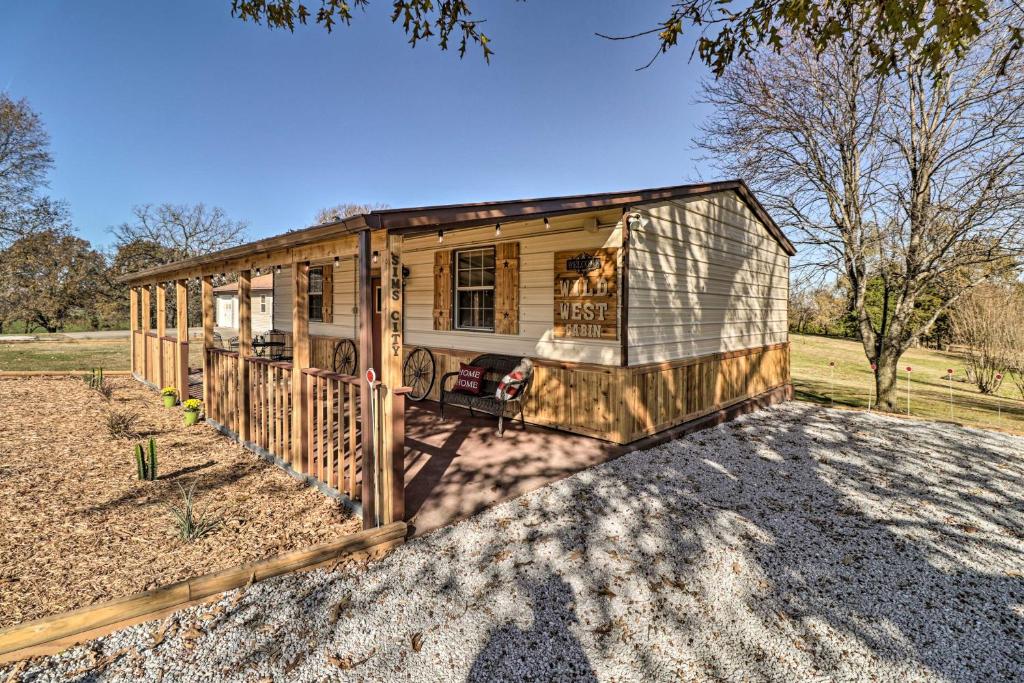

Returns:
553,248,619,340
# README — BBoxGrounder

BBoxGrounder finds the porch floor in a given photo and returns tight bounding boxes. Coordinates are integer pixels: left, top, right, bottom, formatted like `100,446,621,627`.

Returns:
403,402,625,536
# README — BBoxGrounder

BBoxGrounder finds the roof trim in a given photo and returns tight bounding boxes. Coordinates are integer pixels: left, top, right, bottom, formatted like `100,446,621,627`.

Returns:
121,179,793,284
381,179,795,255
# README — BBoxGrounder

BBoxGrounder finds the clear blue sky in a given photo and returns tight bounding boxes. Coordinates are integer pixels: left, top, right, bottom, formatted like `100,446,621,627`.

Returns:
2,1,715,249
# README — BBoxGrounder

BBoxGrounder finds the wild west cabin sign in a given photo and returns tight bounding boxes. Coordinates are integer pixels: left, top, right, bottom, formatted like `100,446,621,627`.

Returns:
553,248,618,340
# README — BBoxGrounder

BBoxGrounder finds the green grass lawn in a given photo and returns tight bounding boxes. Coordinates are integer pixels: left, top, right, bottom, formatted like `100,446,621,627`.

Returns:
0,340,204,372
791,333,1024,433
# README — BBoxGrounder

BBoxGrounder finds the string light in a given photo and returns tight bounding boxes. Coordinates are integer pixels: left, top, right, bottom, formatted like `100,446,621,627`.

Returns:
275,265,281,274
372,251,379,264
438,229,444,243
495,222,502,237
544,217,550,230
333,256,340,266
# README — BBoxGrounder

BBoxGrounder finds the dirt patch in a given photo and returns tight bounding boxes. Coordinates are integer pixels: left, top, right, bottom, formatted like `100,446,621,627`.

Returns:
0,377,361,629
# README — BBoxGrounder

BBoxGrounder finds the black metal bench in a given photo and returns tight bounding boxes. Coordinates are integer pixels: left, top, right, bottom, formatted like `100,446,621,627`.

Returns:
440,354,534,436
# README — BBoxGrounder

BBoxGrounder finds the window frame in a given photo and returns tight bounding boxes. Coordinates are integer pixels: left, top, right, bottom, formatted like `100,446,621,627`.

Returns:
454,246,496,332
308,266,324,322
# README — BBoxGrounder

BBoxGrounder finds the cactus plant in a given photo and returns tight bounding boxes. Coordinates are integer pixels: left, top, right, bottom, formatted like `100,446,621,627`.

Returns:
134,443,146,480
147,438,158,480
134,438,158,481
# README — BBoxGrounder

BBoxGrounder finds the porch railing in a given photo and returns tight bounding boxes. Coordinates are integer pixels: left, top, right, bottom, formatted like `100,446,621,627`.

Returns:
133,331,188,397
247,358,294,464
205,348,239,433
303,368,362,500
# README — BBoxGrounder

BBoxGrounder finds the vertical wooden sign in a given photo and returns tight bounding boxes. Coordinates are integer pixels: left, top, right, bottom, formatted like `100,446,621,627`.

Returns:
380,232,405,525
553,248,619,340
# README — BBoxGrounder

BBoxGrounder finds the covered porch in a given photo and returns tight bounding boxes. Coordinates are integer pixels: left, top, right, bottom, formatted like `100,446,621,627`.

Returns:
122,184,793,536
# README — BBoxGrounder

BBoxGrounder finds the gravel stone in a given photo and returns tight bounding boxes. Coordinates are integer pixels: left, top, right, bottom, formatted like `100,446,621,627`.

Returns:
4,402,1023,682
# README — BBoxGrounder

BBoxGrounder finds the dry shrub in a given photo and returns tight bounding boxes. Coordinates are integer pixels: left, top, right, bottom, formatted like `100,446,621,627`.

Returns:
167,482,220,542
950,284,1024,395
106,410,140,440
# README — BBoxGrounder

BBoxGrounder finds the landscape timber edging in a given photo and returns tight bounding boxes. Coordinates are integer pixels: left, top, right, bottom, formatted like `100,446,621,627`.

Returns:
0,521,407,661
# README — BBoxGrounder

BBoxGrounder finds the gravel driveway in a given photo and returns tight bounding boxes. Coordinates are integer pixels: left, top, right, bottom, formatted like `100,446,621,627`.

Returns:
5,402,1023,682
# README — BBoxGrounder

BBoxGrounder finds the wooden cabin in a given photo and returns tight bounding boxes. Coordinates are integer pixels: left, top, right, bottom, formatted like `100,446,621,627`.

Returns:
122,180,794,529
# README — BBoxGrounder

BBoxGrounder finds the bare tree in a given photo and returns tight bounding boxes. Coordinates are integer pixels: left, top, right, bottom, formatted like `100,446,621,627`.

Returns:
0,94,59,246
699,10,1024,411
313,202,389,225
112,203,248,260
950,284,1017,393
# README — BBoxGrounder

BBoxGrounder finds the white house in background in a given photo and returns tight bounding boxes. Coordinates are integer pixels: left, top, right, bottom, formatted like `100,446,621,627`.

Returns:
214,273,274,332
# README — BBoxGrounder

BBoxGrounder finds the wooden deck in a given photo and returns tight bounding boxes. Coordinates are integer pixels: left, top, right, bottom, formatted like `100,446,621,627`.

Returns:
188,369,789,537
403,402,624,536
402,384,792,536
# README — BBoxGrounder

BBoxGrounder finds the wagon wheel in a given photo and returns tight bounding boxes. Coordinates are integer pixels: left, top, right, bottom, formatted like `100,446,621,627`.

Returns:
402,347,435,401
332,339,358,376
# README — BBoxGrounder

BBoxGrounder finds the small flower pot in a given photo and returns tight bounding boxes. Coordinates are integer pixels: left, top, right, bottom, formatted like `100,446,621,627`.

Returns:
163,395,177,408
183,410,200,426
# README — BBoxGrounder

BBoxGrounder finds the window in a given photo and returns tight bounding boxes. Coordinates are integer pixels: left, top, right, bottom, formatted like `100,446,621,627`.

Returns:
309,267,324,322
259,295,267,313
455,247,495,331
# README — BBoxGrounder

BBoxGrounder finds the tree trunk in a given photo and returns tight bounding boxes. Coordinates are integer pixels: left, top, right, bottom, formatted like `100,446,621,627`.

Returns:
874,353,901,412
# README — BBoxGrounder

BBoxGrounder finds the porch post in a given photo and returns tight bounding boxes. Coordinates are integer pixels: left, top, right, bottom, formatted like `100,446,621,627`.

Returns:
201,275,214,411
175,279,189,401
156,284,167,388
291,261,310,469
357,230,376,528
237,269,252,442
141,286,152,382
380,231,405,524
129,287,138,376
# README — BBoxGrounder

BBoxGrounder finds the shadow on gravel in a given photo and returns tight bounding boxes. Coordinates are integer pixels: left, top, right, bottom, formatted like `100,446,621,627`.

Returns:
468,574,597,682
395,403,1023,680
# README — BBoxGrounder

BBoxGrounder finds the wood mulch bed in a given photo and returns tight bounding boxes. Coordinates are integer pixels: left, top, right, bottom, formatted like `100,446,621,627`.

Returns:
0,377,361,629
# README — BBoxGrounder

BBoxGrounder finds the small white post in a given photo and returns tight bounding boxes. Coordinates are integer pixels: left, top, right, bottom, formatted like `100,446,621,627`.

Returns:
947,368,954,419
995,372,1004,425
906,365,913,416
869,362,876,411
829,361,835,407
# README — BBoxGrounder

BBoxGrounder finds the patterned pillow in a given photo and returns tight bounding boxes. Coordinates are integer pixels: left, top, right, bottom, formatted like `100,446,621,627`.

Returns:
495,371,524,401
454,363,486,395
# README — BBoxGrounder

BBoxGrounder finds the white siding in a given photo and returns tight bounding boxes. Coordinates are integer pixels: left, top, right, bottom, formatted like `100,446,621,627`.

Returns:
215,294,235,328
403,212,624,365
273,260,358,339
215,292,273,332
253,292,273,332
627,192,790,365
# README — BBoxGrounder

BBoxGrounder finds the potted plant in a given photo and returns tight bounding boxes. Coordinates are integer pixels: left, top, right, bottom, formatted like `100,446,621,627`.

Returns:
161,386,178,408
182,398,202,426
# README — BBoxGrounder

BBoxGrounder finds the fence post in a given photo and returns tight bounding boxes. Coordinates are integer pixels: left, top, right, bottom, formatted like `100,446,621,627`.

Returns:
201,275,214,412
176,279,189,400
129,287,138,376
291,262,310,469
141,286,151,382
357,231,376,528
156,284,167,388
238,269,252,442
